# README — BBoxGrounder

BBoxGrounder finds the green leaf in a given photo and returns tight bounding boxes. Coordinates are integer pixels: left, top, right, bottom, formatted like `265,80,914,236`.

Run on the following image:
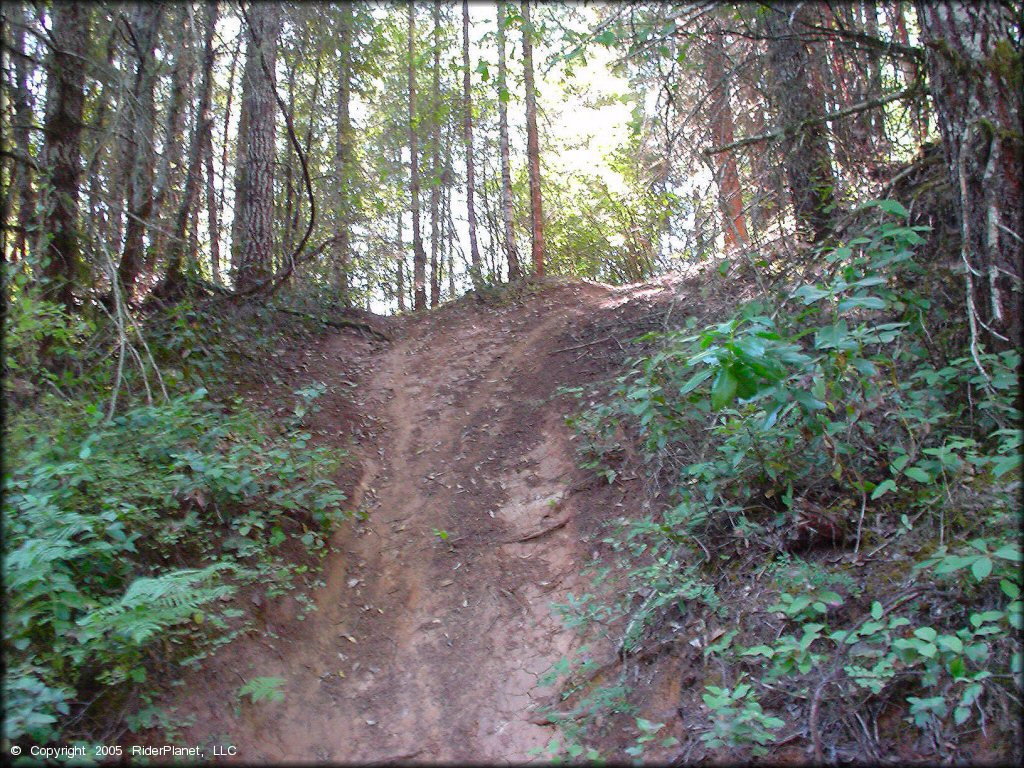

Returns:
992,452,1021,478
937,635,963,653
679,367,714,396
710,367,738,411
917,642,937,658
871,601,883,620
992,544,1022,562
913,626,937,642
791,388,826,412
238,676,286,704
948,656,966,678
971,557,993,582
792,284,831,305
815,320,854,350
903,466,931,483
1000,579,1020,599
934,555,972,574
870,479,897,500
837,295,887,312
865,199,910,218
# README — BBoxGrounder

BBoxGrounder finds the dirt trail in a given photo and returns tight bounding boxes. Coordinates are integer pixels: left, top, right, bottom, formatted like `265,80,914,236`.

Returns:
174,280,674,763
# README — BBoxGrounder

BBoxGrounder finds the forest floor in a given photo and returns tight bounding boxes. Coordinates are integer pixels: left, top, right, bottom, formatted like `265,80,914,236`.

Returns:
161,277,687,763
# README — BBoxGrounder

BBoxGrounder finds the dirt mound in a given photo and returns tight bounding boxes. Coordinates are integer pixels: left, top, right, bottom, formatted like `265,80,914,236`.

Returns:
159,277,682,763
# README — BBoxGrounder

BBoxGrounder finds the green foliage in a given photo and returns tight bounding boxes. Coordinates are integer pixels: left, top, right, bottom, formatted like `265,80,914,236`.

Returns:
540,142,680,284
3,288,350,746
700,679,784,755
237,676,286,704
625,717,678,759
558,204,1023,759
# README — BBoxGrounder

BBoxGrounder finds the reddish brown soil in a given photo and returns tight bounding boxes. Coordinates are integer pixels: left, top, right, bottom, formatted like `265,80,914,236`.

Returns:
165,278,679,763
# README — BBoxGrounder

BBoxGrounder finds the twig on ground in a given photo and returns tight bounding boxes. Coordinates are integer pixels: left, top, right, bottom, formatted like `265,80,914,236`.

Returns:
548,336,614,355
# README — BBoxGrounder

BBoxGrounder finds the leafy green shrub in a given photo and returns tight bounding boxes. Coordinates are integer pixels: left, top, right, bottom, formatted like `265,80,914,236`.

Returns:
556,202,1022,759
3,386,346,742
700,679,784,755
237,676,286,704
3,273,350,747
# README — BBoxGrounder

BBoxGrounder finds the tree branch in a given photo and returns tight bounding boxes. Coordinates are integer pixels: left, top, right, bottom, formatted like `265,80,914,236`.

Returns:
704,85,921,156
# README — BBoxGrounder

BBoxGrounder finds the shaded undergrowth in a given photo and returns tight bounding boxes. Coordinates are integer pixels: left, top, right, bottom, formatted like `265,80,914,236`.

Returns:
3,277,352,748
544,202,1022,763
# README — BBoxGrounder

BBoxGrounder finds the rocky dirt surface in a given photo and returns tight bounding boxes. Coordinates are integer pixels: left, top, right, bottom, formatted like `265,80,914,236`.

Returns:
164,278,681,763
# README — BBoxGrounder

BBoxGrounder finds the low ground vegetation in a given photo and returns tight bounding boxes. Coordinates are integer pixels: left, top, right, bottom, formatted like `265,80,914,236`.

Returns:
3,278,350,746
544,202,1022,762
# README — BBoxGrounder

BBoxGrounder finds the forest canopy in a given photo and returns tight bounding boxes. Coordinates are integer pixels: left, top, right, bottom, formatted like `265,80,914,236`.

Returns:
2,1,1017,324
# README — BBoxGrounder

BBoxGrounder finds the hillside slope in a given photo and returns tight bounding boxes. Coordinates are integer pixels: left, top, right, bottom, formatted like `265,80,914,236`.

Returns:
162,278,680,762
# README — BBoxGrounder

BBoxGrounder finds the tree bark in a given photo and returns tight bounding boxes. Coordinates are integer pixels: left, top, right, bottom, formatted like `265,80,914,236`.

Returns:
408,3,427,309
335,1,354,305
117,3,163,300
496,2,521,280
396,203,406,312
205,107,221,284
703,25,748,249
916,0,1023,346
162,0,218,290
462,0,483,288
282,68,296,260
443,153,456,298
7,3,37,263
222,32,242,277
84,24,119,253
39,1,91,313
234,2,281,292
429,1,442,307
764,3,836,242
151,5,193,269
522,0,545,276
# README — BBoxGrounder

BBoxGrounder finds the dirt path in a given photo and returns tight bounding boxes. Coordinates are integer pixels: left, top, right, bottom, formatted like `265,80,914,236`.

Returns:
174,280,672,763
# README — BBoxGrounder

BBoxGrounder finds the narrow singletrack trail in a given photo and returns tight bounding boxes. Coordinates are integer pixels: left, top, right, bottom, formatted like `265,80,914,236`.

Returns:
173,280,673,763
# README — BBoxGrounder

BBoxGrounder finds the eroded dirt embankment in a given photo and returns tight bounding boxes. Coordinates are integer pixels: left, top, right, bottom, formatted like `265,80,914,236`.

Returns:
170,279,677,763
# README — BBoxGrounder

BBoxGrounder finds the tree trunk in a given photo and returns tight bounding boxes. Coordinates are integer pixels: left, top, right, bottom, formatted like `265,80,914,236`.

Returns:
443,161,456,298
117,3,163,300
206,112,221,284
496,2,521,280
335,1,354,305
39,1,91,313
396,205,406,312
462,0,483,288
222,32,242,276
7,2,37,263
151,5,193,270
428,1,442,307
703,25,748,249
522,0,545,276
282,69,296,260
234,2,281,292
85,25,119,254
764,4,836,242
408,3,427,309
917,1,1023,346
162,0,218,290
